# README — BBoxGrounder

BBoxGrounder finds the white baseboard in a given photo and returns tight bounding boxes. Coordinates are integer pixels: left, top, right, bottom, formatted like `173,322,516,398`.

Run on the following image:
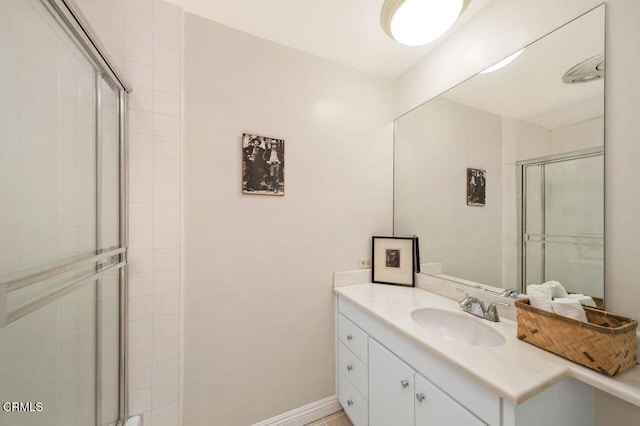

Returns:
251,395,341,426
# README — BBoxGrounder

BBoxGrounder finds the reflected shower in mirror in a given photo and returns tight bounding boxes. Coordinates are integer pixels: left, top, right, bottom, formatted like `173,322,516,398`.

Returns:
393,6,604,303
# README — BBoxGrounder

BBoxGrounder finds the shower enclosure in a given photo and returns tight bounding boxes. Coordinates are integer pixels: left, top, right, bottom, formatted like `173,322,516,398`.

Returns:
0,0,130,425
519,149,604,301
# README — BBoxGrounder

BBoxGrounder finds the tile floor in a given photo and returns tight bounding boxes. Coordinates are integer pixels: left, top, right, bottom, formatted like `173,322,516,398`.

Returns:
306,410,352,426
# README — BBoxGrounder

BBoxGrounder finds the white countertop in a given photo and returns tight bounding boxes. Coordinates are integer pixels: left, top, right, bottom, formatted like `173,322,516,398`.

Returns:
334,283,640,406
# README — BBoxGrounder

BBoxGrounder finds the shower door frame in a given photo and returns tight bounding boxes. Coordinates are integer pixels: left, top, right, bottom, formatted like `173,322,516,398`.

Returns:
516,147,604,297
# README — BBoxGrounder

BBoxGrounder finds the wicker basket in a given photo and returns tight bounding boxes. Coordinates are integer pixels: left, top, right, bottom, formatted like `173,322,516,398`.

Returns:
515,299,638,376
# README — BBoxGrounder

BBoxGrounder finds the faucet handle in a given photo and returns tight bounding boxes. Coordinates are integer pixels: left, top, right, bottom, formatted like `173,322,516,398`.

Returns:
485,301,510,322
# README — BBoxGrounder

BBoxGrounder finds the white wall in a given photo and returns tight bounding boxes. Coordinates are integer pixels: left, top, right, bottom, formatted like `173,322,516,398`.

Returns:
72,1,184,425
395,97,503,286
182,13,393,425
394,0,640,423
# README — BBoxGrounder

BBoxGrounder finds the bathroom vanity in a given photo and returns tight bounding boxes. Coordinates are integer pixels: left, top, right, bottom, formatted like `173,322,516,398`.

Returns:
335,283,640,426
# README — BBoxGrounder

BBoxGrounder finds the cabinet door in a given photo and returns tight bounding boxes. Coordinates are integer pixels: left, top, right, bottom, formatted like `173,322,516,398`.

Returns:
369,339,414,426
415,373,485,426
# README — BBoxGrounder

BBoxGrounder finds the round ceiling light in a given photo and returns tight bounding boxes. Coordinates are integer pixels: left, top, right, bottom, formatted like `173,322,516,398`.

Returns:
381,0,465,46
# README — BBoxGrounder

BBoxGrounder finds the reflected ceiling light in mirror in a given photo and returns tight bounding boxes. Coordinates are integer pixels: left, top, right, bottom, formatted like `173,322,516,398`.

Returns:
480,48,525,74
381,0,465,46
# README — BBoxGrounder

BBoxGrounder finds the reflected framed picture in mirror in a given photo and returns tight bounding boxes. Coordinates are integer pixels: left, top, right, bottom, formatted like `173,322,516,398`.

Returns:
372,236,415,287
466,168,486,206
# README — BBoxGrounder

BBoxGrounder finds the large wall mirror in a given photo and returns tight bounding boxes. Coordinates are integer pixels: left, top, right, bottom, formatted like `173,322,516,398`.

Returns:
394,6,604,304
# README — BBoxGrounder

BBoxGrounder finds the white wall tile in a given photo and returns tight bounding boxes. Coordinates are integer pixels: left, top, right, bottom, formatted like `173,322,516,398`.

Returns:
130,87,154,112
153,113,180,138
153,91,180,116
128,249,153,274
152,270,180,294
129,109,154,134
129,365,153,392
152,226,180,249
130,132,154,159
130,202,153,226
153,69,180,94
129,318,153,345
129,272,153,297
152,359,179,387
152,315,179,341
124,0,152,19
129,295,153,320
152,381,179,410
130,225,153,250
153,22,180,50
129,342,153,368
151,404,179,426
124,12,153,42
129,388,152,415
129,180,153,204
152,248,179,271
125,37,153,66
152,203,180,226
142,412,153,426
153,182,180,204
152,291,179,316
129,155,153,180
153,45,180,72
152,337,179,363
153,1,180,28
153,159,180,182
154,136,180,161
125,61,154,89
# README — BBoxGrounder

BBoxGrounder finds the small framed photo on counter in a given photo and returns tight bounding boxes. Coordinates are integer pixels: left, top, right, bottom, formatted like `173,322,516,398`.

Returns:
372,236,415,287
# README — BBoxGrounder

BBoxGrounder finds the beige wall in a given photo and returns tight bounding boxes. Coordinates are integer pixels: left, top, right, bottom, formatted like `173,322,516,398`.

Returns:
394,0,640,424
182,13,393,425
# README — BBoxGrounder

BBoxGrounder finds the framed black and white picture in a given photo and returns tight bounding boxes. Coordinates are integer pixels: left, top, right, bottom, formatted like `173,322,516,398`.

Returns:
466,168,486,206
372,236,415,287
242,133,285,196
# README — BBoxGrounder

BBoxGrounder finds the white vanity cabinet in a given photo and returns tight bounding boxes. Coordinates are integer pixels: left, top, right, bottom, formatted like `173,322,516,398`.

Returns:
337,302,499,426
336,292,595,426
369,338,484,426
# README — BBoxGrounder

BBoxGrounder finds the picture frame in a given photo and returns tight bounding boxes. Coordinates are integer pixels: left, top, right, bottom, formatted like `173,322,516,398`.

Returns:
372,236,416,287
242,133,285,196
466,168,486,206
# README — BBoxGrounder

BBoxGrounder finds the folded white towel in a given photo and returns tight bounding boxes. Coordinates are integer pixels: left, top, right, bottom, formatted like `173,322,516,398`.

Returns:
542,280,569,298
567,293,597,308
551,298,588,322
527,285,553,311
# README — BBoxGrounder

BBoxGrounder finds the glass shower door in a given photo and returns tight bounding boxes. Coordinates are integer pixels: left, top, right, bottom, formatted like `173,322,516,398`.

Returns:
0,0,128,425
522,153,604,299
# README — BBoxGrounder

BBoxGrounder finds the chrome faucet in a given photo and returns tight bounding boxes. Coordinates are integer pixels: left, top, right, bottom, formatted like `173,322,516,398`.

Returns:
456,288,510,322
456,288,486,317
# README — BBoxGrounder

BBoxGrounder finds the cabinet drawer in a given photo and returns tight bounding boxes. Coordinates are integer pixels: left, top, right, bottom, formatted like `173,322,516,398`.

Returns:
338,371,368,426
338,314,368,363
338,341,368,399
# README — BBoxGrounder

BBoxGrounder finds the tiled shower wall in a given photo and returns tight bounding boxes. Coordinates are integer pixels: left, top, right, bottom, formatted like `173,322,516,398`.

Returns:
73,0,183,425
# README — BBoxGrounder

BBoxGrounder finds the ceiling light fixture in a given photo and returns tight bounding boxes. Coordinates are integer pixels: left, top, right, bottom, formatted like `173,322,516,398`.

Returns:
480,49,525,74
381,0,465,47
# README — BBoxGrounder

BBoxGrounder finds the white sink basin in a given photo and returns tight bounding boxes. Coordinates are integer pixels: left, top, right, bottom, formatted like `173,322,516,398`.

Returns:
410,308,506,347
